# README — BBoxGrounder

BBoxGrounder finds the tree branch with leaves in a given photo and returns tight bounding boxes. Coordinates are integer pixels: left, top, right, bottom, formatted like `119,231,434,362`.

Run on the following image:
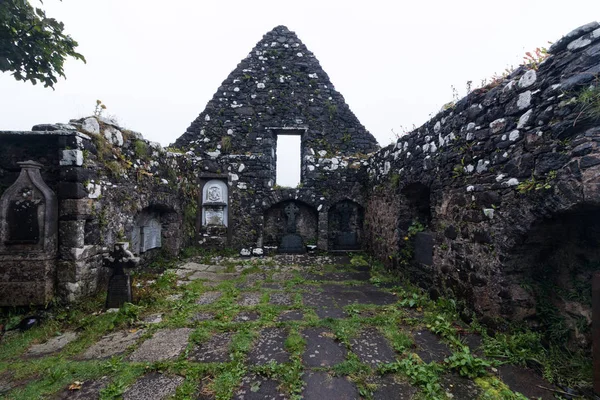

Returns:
0,0,85,88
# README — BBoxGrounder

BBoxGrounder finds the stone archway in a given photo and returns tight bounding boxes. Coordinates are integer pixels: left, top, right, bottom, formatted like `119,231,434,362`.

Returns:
328,199,364,250
263,200,318,252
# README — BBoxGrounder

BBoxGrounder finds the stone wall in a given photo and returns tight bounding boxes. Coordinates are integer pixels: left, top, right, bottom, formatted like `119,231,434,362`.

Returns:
0,117,198,305
364,22,600,347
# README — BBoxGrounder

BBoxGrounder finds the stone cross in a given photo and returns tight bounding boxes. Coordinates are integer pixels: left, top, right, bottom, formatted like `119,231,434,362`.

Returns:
284,203,300,233
104,242,140,308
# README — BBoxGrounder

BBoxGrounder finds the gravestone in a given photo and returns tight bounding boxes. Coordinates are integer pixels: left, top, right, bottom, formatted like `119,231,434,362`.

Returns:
414,232,434,266
131,211,162,254
104,242,139,308
0,161,58,306
334,202,359,250
279,202,305,253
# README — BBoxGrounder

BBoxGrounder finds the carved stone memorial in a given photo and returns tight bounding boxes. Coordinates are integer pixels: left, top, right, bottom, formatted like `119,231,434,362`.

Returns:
279,202,305,253
202,180,228,227
0,161,57,306
104,242,140,308
131,211,162,254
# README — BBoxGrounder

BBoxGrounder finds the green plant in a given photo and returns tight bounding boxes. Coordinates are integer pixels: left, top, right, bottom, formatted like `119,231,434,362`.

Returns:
94,99,106,117
574,79,600,124
380,354,444,398
0,0,86,88
517,171,556,193
221,135,232,151
522,47,549,70
445,346,492,378
133,140,148,159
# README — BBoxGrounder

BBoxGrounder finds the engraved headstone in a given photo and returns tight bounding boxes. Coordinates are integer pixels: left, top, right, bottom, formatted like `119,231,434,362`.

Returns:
6,189,40,244
332,201,360,250
202,179,228,227
279,202,305,253
104,242,140,308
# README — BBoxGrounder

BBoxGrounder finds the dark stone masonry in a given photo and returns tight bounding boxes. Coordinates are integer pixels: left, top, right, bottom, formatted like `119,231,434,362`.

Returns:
1,22,600,352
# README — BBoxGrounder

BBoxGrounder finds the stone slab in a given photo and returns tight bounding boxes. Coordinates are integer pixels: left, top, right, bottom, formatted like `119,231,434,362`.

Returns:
302,328,346,367
26,332,78,356
314,306,347,319
349,328,396,366
302,372,359,400
191,312,214,322
80,329,145,359
413,330,452,363
54,376,111,399
234,311,260,322
262,283,284,290
237,292,261,306
269,292,294,306
440,374,482,399
123,373,184,400
196,291,222,305
142,314,163,324
189,272,238,281
178,262,211,271
233,374,288,400
248,327,290,365
271,272,295,281
188,332,232,363
128,328,191,362
277,310,304,322
497,364,561,400
371,375,417,400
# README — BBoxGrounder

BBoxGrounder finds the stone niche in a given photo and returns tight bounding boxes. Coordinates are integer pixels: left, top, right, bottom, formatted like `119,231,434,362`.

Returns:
202,180,228,227
328,200,364,250
0,161,57,306
263,200,318,249
131,209,162,254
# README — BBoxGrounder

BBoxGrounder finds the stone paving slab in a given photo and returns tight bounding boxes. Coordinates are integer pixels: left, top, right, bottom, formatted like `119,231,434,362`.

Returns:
302,328,346,367
302,372,359,400
237,292,261,306
122,373,184,400
128,328,192,362
141,314,163,324
277,310,304,322
248,327,290,365
269,292,293,306
314,306,347,319
349,328,397,366
262,283,284,290
440,373,482,399
188,332,232,363
302,271,370,282
54,376,111,399
271,272,295,281
498,364,560,400
233,311,260,322
191,312,214,322
26,332,78,357
234,374,288,399
80,329,145,359
179,262,211,271
413,330,452,363
370,375,417,400
189,272,239,281
196,291,222,305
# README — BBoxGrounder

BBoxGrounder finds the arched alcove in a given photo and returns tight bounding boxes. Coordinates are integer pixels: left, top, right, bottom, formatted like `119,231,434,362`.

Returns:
131,209,162,254
263,200,318,251
328,199,364,250
506,205,600,349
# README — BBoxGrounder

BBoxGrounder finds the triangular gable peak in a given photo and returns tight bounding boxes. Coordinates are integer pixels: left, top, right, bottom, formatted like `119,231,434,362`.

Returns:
173,25,379,156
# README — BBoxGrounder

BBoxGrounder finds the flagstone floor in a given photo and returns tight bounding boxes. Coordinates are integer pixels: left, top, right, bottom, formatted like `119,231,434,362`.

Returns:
0,255,564,399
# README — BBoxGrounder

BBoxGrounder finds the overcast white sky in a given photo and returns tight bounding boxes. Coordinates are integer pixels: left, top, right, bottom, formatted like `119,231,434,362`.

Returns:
1,0,599,150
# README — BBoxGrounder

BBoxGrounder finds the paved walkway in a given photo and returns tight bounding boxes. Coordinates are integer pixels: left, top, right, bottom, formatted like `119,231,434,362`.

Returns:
0,255,561,399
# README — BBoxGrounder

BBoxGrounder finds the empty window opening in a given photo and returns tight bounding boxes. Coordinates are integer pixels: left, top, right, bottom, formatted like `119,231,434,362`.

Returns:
276,134,301,187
